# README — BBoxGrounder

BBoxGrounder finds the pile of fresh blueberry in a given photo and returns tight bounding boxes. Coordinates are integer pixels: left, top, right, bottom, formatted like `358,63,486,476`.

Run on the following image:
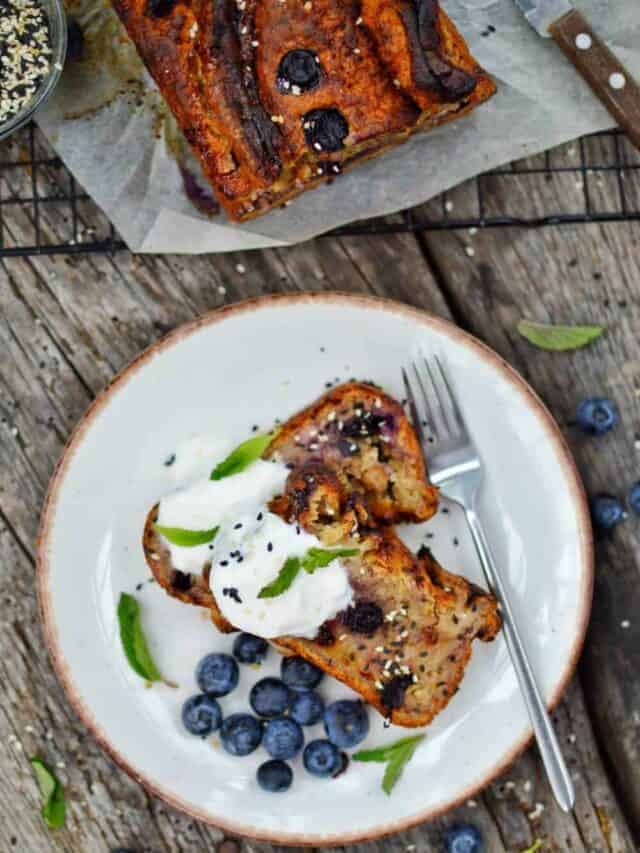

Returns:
181,633,369,792
575,397,640,530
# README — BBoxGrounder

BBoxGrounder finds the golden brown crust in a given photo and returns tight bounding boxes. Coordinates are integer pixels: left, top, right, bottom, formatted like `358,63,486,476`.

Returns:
109,0,495,221
143,503,235,632
266,382,439,525
143,462,501,727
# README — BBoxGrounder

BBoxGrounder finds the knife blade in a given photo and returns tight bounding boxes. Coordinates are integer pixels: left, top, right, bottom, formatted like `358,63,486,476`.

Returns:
511,0,640,149
513,0,571,37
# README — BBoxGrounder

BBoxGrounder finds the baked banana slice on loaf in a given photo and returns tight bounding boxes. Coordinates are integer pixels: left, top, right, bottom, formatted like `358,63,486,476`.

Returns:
265,382,439,524
143,458,500,727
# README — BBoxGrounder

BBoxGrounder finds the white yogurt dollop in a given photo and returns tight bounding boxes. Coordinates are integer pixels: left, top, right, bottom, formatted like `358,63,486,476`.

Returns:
156,459,289,574
210,510,353,639
155,447,353,638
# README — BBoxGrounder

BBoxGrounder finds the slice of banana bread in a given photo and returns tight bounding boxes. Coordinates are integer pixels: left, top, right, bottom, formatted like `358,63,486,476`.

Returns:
266,382,439,525
143,462,500,726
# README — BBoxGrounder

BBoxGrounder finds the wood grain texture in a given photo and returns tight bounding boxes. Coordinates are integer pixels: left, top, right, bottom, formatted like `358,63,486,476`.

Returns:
549,10,640,151
0,146,638,851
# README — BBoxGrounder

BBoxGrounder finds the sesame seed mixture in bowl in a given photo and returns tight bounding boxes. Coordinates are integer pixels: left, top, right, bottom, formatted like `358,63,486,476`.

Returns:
0,0,67,139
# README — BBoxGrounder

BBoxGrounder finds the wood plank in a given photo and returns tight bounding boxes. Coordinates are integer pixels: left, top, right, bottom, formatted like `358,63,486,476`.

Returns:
0,144,634,848
419,209,640,846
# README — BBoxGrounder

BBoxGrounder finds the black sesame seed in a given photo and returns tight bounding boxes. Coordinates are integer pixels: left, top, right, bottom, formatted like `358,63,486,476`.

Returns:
267,542,274,552
220,560,229,566
453,537,459,546
164,453,176,466
257,512,264,521
252,424,259,432
234,522,243,530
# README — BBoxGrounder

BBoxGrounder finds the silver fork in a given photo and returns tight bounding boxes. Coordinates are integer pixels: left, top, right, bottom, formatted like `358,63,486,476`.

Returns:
402,354,575,813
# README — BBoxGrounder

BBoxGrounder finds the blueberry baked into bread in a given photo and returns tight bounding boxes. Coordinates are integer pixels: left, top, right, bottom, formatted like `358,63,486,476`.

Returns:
143,383,500,727
110,0,496,221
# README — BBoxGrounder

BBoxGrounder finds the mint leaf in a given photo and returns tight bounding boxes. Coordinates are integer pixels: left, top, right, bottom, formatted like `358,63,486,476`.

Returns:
353,734,424,795
30,757,66,829
118,593,163,682
521,841,544,853
154,524,219,547
258,556,301,598
257,547,359,598
210,433,275,480
517,320,604,351
301,547,359,573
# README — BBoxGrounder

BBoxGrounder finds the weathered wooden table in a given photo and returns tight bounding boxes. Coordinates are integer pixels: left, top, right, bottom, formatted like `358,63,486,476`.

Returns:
1,131,639,852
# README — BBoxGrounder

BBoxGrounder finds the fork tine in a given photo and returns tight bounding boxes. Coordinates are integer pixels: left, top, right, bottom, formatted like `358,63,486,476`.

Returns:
411,361,439,439
418,355,452,438
402,366,430,446
433,354,469,439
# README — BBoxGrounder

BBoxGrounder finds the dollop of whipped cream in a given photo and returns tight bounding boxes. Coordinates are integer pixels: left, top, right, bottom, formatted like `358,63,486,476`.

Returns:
156,446,353,639
210,510,353,639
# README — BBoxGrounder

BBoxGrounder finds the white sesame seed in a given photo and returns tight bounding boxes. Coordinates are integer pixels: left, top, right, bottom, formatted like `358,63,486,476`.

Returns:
375,680,383,690
235,263,246,274
568,733,576,743
445,200,454,212
217,285,227,295
621,619,631,628
356,15,363,24
465,246,475,257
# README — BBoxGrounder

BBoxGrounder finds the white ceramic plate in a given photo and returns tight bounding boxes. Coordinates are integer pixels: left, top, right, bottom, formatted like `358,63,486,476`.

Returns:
38,293,593,845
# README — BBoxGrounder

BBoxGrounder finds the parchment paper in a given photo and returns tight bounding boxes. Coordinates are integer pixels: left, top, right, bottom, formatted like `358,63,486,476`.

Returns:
37,0,640,253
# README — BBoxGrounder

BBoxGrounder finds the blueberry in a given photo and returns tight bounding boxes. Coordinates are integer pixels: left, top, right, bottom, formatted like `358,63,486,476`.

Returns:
263,717,304,760
576,397,618,436
257,759,293,793
181,693,222,736
250,677,292,718
146,0,175,15
220,713,263,756
303,739,342,777
233,633,269,664
443,823,483,853
591,494,626,530
324,700,369,748
196,653,239,697
302,108,349,153
629,481,640,514
290,690,325,726
277,49,321,94
281,656,324,691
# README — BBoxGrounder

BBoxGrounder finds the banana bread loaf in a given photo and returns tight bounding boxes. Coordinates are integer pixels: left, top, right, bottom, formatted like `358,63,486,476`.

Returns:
110,0,495,220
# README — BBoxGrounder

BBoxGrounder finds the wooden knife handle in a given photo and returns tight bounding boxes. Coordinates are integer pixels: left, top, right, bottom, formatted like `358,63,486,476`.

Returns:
549,8,640,150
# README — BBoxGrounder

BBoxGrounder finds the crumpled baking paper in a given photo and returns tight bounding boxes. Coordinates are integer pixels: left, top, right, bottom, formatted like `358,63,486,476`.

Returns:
37,0,640,252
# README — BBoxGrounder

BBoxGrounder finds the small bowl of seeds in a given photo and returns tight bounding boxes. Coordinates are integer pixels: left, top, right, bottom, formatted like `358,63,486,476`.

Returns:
0,0,67,139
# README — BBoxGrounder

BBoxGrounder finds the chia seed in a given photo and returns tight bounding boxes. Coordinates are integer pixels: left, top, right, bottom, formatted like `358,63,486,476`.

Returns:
0,0,52,124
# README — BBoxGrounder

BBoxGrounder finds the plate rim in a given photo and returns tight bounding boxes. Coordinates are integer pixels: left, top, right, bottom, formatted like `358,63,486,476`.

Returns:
36,291,594,846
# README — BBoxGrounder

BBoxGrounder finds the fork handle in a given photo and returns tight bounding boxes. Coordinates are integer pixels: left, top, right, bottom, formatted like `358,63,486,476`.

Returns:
464,507,575,812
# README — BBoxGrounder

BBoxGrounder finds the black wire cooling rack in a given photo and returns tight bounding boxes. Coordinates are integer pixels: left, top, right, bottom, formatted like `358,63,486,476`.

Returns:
1,122,639,257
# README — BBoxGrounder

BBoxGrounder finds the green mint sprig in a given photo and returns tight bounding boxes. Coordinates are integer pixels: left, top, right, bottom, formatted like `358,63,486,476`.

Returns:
210,432,276,480
258,547,358,599
353,734,425,794
517,320,604,351
30,757,66,829
118,593,176,686
154,524,219,547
